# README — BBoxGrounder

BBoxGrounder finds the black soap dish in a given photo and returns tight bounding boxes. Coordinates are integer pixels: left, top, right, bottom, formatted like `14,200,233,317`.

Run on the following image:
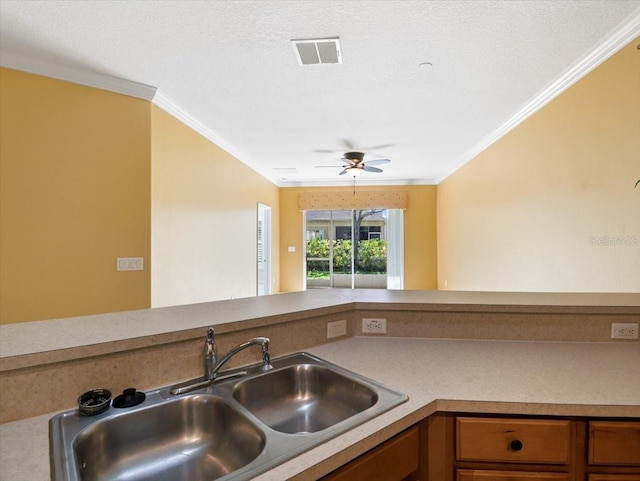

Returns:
78,388,112,416
113,388,146,408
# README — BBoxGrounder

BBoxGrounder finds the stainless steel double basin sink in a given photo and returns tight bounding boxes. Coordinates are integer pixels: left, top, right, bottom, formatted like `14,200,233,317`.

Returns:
50,352,408,481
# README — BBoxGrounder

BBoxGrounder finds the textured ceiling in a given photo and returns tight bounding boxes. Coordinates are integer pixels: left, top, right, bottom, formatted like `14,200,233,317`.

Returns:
1,0,639,186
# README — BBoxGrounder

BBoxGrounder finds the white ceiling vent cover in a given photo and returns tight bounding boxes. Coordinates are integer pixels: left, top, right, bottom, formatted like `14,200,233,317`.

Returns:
292,38,341,65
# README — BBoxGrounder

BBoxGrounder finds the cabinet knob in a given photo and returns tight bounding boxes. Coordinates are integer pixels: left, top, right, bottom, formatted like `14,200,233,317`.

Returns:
509,439,523,451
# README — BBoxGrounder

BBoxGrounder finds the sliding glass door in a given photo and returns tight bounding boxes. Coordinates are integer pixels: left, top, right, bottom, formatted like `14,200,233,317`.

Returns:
305,209,403,290
305,210,334,288
386,209,404,289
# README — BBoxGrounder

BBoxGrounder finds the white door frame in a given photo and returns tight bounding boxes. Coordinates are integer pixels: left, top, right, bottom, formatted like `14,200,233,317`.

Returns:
257,203,271,296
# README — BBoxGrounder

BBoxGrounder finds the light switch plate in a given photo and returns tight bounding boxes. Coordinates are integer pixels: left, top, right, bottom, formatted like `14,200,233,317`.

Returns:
327,320,347,339
117,257,144,271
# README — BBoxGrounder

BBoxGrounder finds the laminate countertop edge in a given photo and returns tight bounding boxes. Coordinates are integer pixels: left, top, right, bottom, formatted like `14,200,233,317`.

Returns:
2,290,639,367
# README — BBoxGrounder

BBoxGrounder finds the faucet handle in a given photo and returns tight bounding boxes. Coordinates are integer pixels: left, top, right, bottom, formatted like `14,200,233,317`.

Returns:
204,327,216,353
203,327,218,381
204,327,217,358
259,337,272,371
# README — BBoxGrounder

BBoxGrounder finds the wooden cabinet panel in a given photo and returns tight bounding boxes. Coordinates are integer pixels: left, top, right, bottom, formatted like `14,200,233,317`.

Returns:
321,426,419,481
456,417,571,464
457,470,570,481
423,413,455,481
587,475,640,481
589,421,640,466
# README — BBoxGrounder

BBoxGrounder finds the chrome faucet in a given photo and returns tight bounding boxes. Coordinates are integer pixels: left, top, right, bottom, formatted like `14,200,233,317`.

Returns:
208,332,272,380
203,327,218,381
171,327,272,395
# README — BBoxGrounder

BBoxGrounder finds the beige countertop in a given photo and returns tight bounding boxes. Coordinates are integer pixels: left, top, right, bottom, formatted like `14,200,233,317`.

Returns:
2,289,639,361
2,336,639,481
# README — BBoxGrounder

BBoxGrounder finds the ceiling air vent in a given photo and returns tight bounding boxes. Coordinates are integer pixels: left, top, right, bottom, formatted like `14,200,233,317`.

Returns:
292,38,341,65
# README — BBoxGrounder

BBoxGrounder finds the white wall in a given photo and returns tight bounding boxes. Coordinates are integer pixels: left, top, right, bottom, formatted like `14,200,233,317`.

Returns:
151,106,280,307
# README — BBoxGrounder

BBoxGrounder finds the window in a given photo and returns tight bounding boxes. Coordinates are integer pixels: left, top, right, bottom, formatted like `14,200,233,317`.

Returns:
304,209,403,290
335,226,351,240
361,226,381,240
306,228,327,241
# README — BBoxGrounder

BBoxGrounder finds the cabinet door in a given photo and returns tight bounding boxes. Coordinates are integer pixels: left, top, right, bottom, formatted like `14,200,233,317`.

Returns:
589,421,640,466
321,426,419,481
457,470,570,481
456,417,571,464
587,476,640,481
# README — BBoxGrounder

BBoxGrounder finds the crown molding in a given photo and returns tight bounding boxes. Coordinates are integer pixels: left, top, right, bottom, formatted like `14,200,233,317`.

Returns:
0,53,157,100
2,7,638,188
435,9,640,183
151,90,279,185
278,177,437,188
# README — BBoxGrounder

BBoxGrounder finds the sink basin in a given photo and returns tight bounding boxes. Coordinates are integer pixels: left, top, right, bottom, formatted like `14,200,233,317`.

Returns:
232,364,378,433
56,395,265,481
50,352,407,481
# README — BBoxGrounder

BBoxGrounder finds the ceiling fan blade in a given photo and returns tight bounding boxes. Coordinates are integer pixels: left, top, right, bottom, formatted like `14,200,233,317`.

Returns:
338,169,349,175
363,165,383,173
341,139,356,150
360,143,395,151
312,149,341,154
363,158,390,166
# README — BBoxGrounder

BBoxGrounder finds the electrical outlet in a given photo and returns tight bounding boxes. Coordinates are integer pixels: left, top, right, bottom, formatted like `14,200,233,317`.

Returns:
362,318,386,334
327,320,347,339
611,323,639,340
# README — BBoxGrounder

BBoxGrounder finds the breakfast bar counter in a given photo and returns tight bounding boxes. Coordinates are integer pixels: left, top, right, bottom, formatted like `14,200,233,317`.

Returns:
1,335,639,481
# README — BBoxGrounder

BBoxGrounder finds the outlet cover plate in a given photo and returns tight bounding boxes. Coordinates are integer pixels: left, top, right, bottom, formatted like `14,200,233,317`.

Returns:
611,322,639,339
362,318,387,334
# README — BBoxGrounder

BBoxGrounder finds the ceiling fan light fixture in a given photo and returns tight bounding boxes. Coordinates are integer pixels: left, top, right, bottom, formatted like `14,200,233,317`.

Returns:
346,167,362,178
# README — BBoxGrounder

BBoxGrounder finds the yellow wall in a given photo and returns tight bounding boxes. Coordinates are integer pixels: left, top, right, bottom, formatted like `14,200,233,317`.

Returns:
437,38,640,292
404,185,438,289
0,68,151,323
0,69,281,323
150,106,280,306
279,185,437,292
6,34,632,325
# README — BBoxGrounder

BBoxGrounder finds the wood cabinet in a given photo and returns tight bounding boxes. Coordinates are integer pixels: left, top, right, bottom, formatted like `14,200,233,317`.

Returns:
320,425,420,481
425,414,640,481
587,476,640,481
588,421,640,466
456,417,571,465
457,470,570,480
320,415,639,481
586,420,640,481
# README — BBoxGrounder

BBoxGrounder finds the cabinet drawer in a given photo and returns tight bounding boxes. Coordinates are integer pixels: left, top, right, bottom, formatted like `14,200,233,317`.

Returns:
588,476,640,481
456,417,571,464
589,421,640,466
458,470,569,481
321,426,419,481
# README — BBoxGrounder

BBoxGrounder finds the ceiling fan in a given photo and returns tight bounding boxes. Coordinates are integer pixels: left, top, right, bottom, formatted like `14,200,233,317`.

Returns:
337,151,390,177
315,140,393,177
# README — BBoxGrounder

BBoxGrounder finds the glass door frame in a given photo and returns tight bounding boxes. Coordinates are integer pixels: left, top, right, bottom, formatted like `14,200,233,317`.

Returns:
304,208,401,290
257,203,271,296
